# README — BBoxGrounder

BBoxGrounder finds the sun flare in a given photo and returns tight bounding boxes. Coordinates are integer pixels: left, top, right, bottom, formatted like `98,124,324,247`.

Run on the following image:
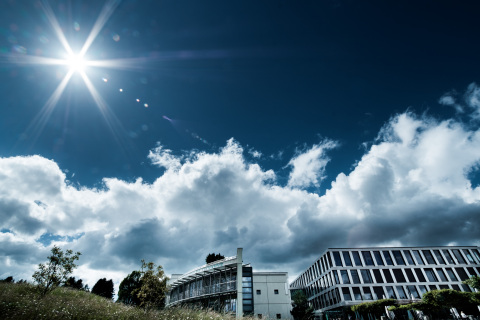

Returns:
66,54,87,73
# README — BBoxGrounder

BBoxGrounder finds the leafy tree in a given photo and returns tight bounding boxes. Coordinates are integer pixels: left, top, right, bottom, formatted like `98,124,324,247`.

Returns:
64,276,88,291
92,278,114,299
463,275,480,290
117,270,142,306
290,290,314,320
133,260,168,310
32,245,81,296
0,276,14,283
205,253,225,264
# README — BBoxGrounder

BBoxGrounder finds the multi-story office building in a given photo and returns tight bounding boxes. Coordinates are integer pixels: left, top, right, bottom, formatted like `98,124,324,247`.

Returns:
167,248,292,319
290,246,480,317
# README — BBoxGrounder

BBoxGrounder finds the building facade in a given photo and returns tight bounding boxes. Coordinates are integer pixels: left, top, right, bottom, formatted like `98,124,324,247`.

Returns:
167,248,292,319
290,246,480,317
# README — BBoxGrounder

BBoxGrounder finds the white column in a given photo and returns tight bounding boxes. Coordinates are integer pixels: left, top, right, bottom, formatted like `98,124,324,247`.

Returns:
236,248,243,319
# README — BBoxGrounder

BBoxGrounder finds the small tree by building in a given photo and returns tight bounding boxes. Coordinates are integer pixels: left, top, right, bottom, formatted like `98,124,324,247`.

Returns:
291,290,314,320
206,253,225,264
32,245,81,296
133,260,168,310
463,275,480,291
92,278,114,299
117,270,142,306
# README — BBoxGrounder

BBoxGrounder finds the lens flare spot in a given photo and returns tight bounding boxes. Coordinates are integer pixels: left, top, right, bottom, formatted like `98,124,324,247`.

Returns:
136,98,140,102
144,103,148,108
66,54,86,73
102,77,108,82
74,22,80,31
119,88,123,92
112,34,120,42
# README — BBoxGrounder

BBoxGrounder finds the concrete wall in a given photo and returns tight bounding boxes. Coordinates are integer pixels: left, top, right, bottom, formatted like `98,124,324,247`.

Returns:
253,273,292,320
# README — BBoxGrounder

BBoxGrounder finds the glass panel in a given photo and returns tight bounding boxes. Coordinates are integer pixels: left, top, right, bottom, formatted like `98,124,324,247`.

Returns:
362,251,374,266
352,251,363,266
442,250,455,264
342,287,352,301
405,269,416,282
461,284,472,292
396,286,407,299
361,270,373,283
373,286,385,300
424,269,437,282
439,285,449,289
472,249,480,263
422,250,436,264
436,269,448,282
373,251,384,266
392,251,405,265
403,250,415,265
428,285,438,291
333,251,343,267
463,249,475,263
352,287,362,300
341,270,350,284
393,269,406,282
327,252,333,269
383,251,394,265
342,251,352,266
412,250,424,265
350,270,361,284
451,284,461,291
362,287,373,300
413,269,427,282
333,270,340,284
386,286,396,299
445,268,458,281
433,250,446,264
452,249,466,264
406,285,420,299
372,269,383,283
382,269,394,283
467,267,477,276
455,267,469,281
418,285,428,296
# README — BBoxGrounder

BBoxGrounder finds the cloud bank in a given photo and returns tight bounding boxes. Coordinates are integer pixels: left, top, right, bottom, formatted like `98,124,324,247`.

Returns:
2,85,480,290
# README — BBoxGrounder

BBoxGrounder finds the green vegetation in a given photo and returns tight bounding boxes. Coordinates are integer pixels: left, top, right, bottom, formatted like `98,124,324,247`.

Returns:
351,298,396,315
206,253,225,264
134,260,168,310
463,275,480,290
290,290,314,320
0,281,239,320
92,278,115,299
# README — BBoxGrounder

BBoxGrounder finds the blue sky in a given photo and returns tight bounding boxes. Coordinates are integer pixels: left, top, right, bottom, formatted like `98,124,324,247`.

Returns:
1,0,480,288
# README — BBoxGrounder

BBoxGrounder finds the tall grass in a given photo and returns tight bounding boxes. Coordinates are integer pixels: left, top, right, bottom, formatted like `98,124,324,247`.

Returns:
0,282,240,320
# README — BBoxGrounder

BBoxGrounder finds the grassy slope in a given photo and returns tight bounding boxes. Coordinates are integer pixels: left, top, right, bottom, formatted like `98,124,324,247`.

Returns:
0,282,237,320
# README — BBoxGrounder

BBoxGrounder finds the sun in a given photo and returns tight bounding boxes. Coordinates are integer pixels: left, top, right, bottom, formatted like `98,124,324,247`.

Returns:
66,53,87,73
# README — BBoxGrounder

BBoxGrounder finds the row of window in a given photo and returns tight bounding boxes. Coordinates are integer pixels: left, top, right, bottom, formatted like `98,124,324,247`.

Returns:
291,247,480,289
302,266,479,298
311,282,473,311
255,289,280,295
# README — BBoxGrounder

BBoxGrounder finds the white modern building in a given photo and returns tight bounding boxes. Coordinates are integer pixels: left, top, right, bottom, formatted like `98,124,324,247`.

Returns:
290,246,480,318
167,248,292,319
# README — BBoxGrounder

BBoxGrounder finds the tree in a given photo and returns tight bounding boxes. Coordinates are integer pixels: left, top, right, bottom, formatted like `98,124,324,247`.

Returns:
64,276,88,291
206,253,225,264
0,276,14,283
117,270,142,306
290,290,314,320
92,278,114,299
32,245,81,296
133,260,168,310
463,275,480,290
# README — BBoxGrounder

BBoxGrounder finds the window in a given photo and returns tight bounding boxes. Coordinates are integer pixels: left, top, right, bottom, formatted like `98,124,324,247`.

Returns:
352,251,363,266
386,286,396,299
373,269,384,283
392,251,405,265
350,270,361,284
341,270,350,284
382,269,394,283
276,314,281,319
360,269,373,283
352,287,362,300
396,286,407,299
442,250,455,264
373,286,385,300
333,270,340,284
406,285,420,299
383,251,394,265
362,251,374,266
436,269,448,282
424,269,438,282
392,269,406,282
256,290,261,295
455,267,469,281
373,251,384,266
343,251,353,266
472,249,480,263
445,268,458,281
404,269,416,282
422,250,436,264
467,267,477,276
463,249,475,263
418,285,428,296
274,289,279,294
414,269,426,282
428,284,438,291
342,287,352,301
433,250,446,264
403,250,415,265
452,249,466,264
451,284,461,291
412,251,424,265
362,287,373,300
333,251,343,267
